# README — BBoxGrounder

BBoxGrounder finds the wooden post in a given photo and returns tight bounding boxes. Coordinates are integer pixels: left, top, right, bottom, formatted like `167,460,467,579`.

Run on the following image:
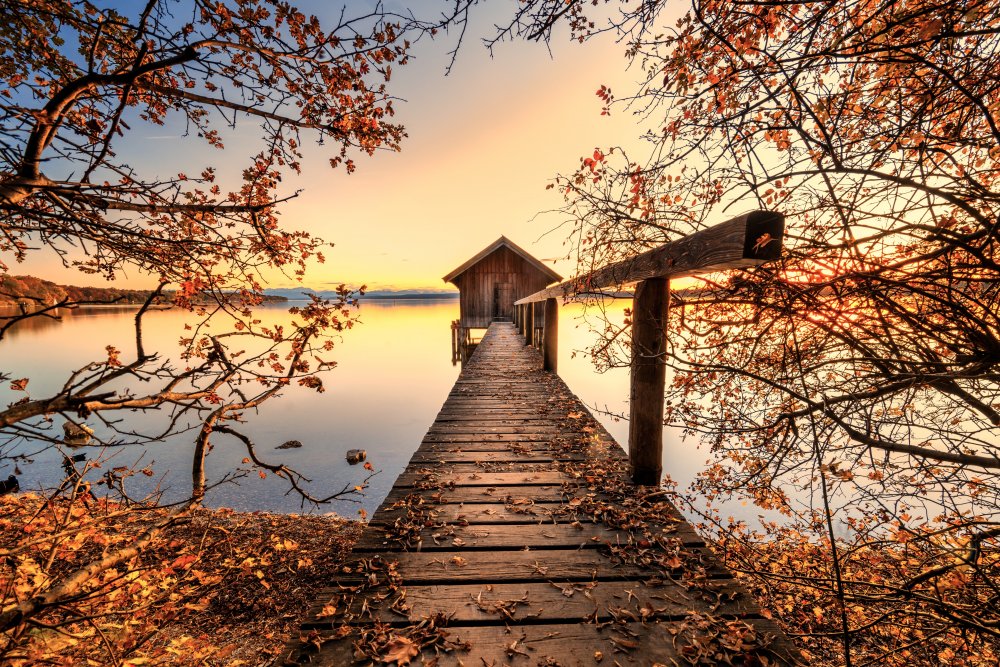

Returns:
514,304,520,329
628,278,669,486
542,298,558,372
525,303,535,346
517,305,525,337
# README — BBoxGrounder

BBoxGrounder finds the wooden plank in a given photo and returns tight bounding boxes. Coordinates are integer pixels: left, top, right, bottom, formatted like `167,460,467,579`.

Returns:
435,408,560,414
333,548,730,584
515,210,784,304
398,461,619,475
425,425,564,434
286,322,801,667
415,443,564,454
421,433,561,443
382,484,577,505
304,578,755,626
395,470,571,487
354,520,705,551
409,451,585,464
371,502,598,525
295,619,800,666
432,415,565,422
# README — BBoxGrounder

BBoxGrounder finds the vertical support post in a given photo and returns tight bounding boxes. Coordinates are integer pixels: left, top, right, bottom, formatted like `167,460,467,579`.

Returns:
517,305,525,337
525,302,535,347
628,278,669,486
514,304,520,329
542,298,558,372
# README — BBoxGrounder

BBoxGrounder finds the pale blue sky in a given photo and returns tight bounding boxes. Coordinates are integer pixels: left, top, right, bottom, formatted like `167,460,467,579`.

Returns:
19,1,673,290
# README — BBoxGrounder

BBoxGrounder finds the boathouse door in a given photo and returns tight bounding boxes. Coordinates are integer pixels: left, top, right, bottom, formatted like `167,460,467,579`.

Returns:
493,282,513,321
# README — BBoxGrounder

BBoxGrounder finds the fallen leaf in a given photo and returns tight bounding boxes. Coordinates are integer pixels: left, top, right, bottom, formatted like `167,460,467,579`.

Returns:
381,635,419,665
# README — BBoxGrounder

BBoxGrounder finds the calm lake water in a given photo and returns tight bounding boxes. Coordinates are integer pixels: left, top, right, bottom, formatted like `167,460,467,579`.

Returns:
0,299,708,518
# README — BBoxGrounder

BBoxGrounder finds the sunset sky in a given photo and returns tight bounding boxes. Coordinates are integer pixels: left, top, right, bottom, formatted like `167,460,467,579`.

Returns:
20,2,670,292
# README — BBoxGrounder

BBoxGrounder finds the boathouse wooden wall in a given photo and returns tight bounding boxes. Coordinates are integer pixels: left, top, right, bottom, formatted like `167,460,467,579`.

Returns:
452,246,553,328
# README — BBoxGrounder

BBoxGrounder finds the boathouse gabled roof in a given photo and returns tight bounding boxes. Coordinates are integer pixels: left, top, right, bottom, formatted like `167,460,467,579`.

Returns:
442,236,562,285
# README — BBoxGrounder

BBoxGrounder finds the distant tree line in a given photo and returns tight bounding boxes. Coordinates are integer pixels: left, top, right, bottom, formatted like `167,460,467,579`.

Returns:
0,275,286,307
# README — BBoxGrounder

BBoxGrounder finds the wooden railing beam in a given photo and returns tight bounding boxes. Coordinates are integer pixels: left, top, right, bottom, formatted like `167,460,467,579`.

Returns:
515,210,783,305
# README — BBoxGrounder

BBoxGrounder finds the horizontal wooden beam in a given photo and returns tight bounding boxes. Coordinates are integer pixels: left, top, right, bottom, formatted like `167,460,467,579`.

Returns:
515,210,783,305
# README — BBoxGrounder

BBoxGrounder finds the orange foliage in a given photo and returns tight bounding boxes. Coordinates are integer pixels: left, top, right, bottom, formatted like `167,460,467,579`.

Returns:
0,493,360,665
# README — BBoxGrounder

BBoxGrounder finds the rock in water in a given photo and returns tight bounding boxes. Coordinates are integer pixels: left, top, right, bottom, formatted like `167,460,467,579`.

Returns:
345,449,366,464
276,440,303,450
0,475,18,495
63,421,94,445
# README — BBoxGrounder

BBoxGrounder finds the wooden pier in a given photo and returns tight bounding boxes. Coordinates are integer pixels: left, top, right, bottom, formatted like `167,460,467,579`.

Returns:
286,322,800,665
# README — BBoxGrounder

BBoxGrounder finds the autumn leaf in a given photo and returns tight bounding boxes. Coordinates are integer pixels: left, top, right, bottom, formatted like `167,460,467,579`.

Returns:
170,554,198,570
9,378,28,391
752,232,773,252
381,635,419,665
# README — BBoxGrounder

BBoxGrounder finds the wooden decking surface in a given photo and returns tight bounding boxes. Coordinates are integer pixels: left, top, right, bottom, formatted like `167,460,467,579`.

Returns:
286,322,800,666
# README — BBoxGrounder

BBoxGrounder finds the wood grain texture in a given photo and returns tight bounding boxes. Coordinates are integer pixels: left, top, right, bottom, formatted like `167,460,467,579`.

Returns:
295,619,798,666
628,278,668,485
284,322,802,666
304,578,755,626
543,296,558,372
515,210,784,304
449,243,557,328
353,521,705,551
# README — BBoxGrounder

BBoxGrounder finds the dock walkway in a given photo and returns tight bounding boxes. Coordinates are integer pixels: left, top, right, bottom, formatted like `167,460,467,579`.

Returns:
287,322,799,665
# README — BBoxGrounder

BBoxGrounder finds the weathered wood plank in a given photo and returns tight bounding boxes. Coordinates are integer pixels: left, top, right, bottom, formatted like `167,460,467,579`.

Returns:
381,484,577,505
295,619,798,666
515,210,784,304
421,434,567,443
354,520,705,551
333,548,729,584
286,322,801,666
304,578,755,626
371,501,595,525
394,470,572,487
409,451,585,464
424,425,565,434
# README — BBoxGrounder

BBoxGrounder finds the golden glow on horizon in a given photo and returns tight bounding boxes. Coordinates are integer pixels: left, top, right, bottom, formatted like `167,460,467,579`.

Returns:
12,7,680,292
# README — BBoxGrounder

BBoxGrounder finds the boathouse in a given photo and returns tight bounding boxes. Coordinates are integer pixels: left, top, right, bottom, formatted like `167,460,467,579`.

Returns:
443,236,561,328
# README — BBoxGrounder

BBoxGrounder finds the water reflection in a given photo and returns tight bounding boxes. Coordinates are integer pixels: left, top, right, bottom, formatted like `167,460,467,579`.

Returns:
0,298,756,522
0,305,151,340
0,300,462,516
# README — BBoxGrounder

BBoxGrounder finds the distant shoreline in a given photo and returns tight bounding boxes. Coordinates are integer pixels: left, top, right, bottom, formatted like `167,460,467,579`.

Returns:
0,275,460,307
351,294,458,301
272,293,459,301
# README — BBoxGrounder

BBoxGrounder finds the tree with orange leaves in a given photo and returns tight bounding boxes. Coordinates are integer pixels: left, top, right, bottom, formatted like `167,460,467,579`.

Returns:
0,0,441,658
496,1,1000,664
